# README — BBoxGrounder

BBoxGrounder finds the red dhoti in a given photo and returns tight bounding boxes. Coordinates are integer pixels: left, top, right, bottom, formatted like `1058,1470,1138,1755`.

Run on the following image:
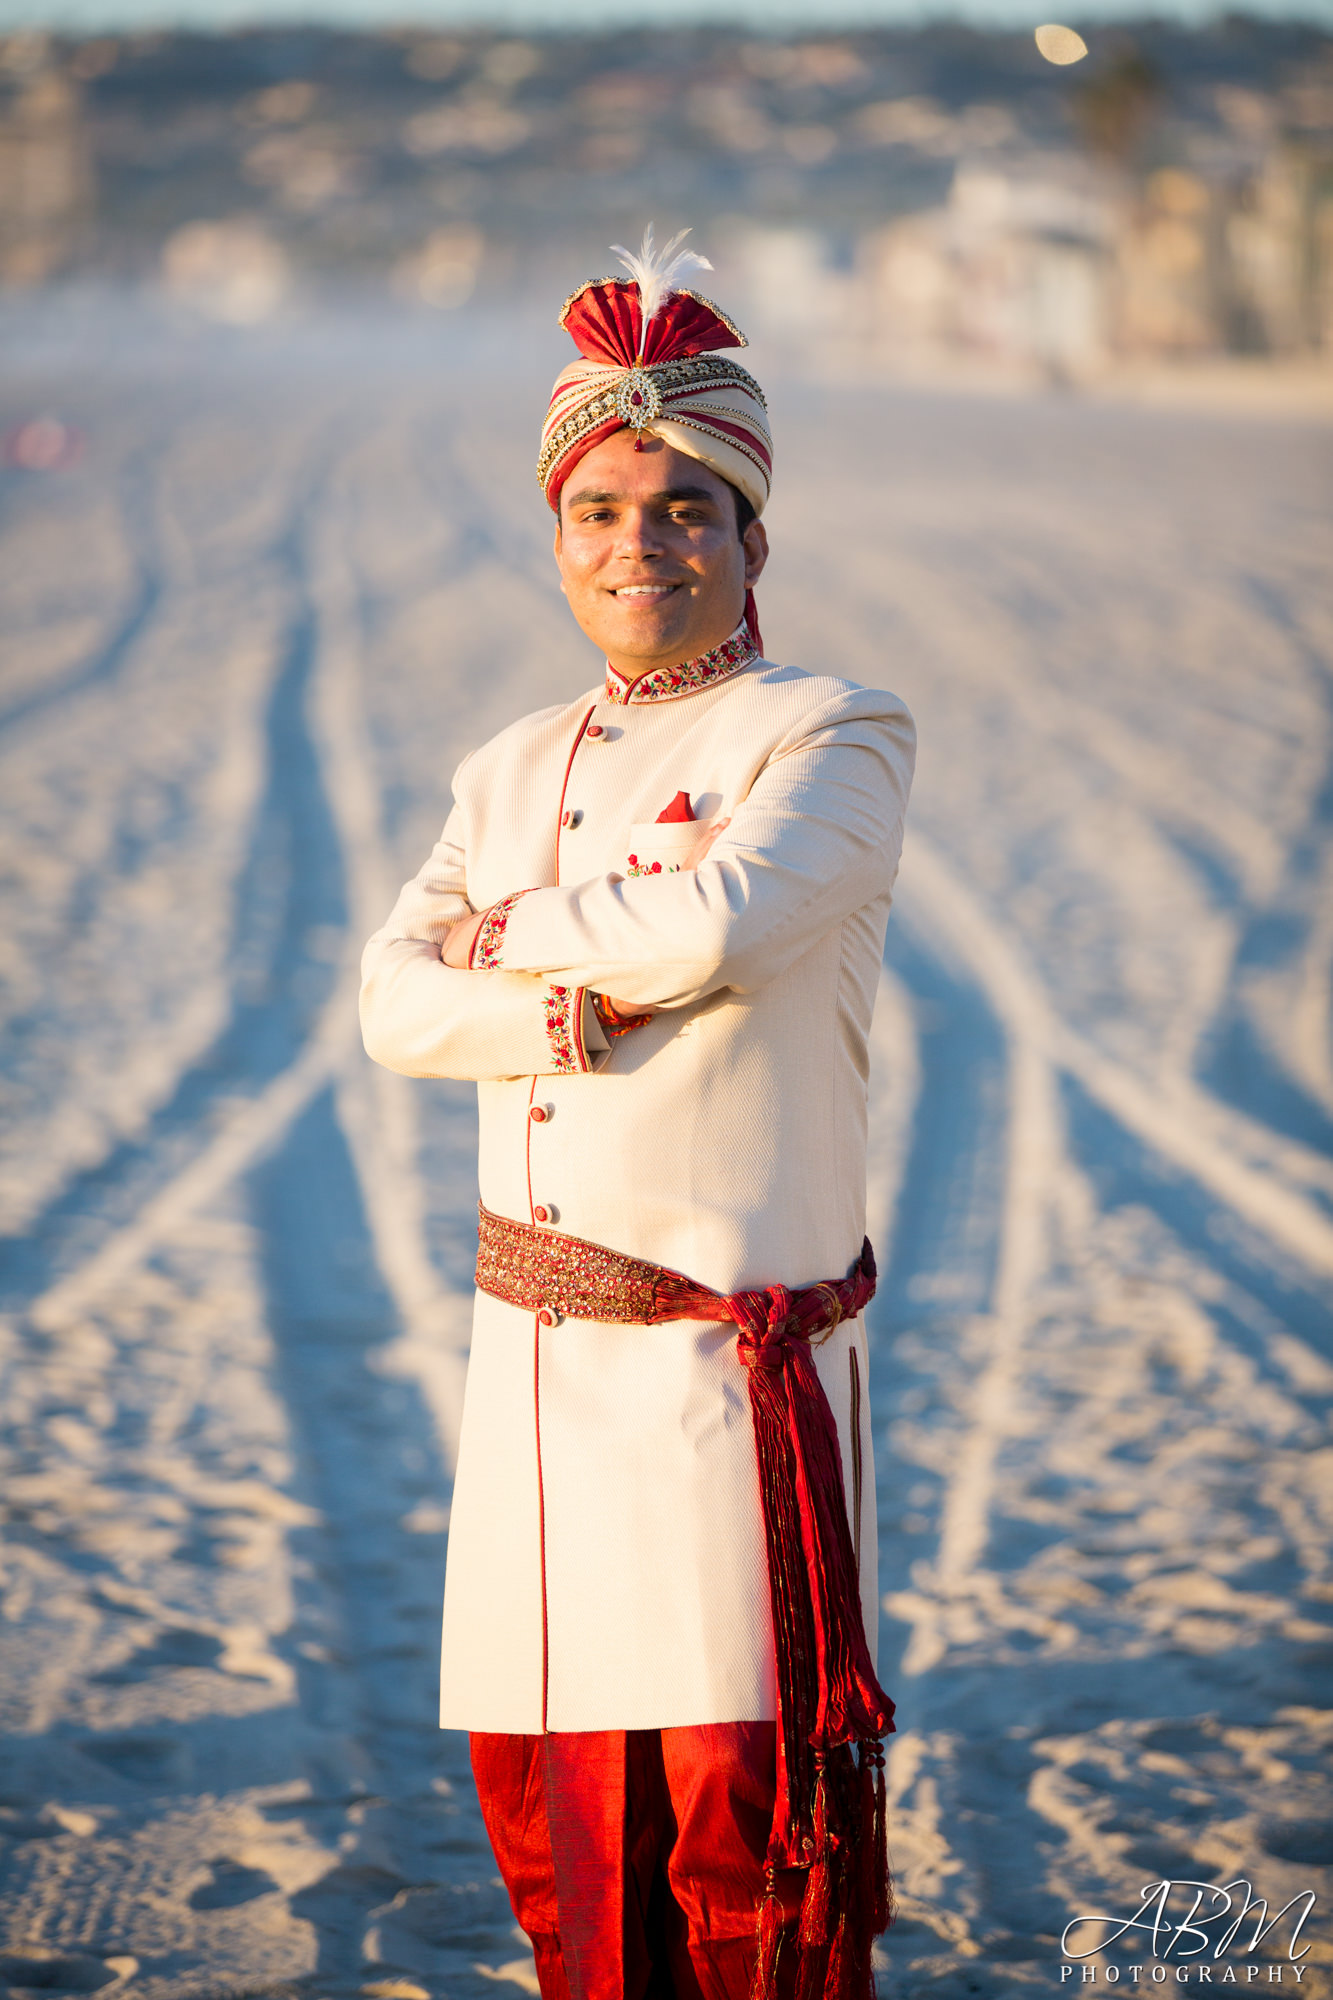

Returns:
471,1724,819,1999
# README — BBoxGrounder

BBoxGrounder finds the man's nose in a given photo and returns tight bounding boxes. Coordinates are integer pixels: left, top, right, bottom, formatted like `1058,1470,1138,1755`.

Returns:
615,508,663,556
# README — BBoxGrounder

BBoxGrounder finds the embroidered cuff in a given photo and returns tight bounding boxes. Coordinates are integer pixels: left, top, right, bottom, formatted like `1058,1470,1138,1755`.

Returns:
543,984,600,1075
470,889,531,970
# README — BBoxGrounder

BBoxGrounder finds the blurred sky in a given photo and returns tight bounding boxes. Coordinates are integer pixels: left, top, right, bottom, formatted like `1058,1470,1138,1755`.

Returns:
7,0,1332,31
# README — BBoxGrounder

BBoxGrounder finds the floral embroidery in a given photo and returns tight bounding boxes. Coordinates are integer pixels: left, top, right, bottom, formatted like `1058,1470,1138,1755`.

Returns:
471,889,530,970
605,629,757,707
543,984,586,1074
626,854,681,878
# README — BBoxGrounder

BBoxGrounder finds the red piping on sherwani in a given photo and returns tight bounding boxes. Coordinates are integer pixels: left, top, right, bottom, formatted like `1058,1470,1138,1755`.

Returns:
553,704,596,885
575,988,592,1072
524,1079,537,1224
533,1314,550,1734
533,707,593,1741
524,1076,549,1730
849,1345,863,1584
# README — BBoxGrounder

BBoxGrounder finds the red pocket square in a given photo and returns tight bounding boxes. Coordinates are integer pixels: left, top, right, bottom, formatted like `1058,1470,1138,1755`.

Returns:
656,790,696,824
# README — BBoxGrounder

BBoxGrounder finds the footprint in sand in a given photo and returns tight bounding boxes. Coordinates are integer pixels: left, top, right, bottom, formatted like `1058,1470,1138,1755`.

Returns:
188,1857,281,1910
0,1804,98,1840
0,1952,137,1993
1258,1817,1333,1866
78,1734,192,1787
91,1627,225,1683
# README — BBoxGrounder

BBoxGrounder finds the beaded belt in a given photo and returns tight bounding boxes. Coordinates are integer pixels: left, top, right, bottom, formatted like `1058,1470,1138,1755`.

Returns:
476,1199,867,1339
473,1200,895,1993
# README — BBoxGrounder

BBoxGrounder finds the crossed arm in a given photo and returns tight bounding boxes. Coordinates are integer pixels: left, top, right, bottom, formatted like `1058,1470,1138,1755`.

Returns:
439,817,730,1013
359,701,913,1083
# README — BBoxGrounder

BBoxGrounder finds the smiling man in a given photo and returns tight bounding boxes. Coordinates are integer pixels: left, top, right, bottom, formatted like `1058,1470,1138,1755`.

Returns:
360,236,916,2000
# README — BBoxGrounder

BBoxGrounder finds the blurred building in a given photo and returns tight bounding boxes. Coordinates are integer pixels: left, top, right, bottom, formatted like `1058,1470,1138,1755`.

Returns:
160,217,290,323
0,22,1328,376
0,35,94,285
1116,167,1214,356
858,158,1114,379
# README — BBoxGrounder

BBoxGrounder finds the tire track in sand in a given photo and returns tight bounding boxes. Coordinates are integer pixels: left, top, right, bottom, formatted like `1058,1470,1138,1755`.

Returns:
868,837,1333,1992
5,436,350,1317
881,828,1333,1672
9,424,518,1994
23,437,473,1474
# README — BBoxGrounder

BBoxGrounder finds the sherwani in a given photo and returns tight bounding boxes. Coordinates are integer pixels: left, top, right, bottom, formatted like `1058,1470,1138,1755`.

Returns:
359,645,915,1738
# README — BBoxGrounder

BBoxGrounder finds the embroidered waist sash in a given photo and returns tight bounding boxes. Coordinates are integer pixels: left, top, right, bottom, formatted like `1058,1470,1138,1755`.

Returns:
475,1201,895,1997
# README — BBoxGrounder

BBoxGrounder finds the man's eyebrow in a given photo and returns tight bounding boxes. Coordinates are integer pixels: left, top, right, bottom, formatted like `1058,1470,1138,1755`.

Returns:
564,484,722,509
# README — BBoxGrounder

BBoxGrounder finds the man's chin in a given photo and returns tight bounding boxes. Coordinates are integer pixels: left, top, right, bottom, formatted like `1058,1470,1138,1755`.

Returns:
601,599,704,663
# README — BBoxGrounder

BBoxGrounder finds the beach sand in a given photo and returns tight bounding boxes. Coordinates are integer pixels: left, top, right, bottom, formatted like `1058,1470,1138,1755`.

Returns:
0,297,1329,1998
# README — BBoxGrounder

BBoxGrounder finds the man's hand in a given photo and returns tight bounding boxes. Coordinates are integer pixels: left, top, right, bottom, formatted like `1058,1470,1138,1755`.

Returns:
442,910,486,968
443,820,730,986
598,821,729,1013
682,815,730,869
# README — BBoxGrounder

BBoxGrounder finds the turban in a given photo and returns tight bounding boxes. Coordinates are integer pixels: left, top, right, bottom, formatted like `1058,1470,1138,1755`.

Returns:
537,230,773,520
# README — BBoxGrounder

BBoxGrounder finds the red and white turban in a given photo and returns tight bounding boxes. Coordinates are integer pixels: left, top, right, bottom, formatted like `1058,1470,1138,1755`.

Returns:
537,230,772,520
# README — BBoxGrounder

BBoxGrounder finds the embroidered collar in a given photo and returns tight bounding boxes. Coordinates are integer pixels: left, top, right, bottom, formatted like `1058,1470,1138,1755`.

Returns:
605,626,757,706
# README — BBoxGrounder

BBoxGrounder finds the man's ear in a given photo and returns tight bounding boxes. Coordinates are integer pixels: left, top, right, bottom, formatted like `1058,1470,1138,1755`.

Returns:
743,519,769,590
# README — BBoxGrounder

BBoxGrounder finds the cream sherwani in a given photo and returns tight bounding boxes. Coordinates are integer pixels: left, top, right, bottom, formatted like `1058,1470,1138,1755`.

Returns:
360,643,915,1736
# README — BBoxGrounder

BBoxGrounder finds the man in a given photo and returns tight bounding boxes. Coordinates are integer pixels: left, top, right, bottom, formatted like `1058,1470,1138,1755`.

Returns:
360,231,916,1999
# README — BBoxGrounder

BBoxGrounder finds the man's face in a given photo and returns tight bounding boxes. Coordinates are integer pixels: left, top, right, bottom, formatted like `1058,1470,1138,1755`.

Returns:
554,430,768,671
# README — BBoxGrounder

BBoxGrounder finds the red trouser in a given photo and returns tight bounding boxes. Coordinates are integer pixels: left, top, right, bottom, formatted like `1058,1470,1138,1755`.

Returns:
470,1724,812,2000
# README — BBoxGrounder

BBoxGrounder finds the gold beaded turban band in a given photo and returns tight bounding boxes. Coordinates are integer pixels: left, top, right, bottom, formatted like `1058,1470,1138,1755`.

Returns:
537,227,773,523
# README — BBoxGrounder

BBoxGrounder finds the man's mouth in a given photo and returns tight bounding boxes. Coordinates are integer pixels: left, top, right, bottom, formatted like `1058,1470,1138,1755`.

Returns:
611,582,681,600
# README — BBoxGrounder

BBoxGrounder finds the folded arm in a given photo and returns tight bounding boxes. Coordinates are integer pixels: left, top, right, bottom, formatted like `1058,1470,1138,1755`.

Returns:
359,807,609,1081
481,700,914,1011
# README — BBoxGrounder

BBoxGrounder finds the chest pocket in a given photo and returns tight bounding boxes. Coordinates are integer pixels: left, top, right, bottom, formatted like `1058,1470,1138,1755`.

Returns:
624,817,719,878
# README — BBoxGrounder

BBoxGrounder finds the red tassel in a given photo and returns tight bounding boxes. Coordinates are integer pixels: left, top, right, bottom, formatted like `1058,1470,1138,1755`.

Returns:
826,1911,853,1997
872,1747,891,1937
729,1251,893,2000
744,586,764,657
799,1854,831,1956
851,1738,888,1946
853,1749,873,1958
797,1938,828,2000
799,1760,833,1950
752,1877,785,2000
832,1906,875,1998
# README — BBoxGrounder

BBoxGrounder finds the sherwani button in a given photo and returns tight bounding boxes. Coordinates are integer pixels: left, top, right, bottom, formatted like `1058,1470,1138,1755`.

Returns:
534,1204,556,1223
530,1104,550,1123
585,723,605,738
538,1307,564,1327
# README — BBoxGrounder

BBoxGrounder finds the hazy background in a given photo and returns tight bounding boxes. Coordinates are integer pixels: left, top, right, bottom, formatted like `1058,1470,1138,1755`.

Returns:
8,0,1333,26
0,14,1330,384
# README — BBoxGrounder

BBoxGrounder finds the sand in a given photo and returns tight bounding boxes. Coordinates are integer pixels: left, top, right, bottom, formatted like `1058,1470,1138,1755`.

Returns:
0,294,1329,1999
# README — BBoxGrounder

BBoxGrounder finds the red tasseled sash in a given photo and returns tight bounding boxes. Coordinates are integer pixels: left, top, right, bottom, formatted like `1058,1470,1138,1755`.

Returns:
474,1204,895,1996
